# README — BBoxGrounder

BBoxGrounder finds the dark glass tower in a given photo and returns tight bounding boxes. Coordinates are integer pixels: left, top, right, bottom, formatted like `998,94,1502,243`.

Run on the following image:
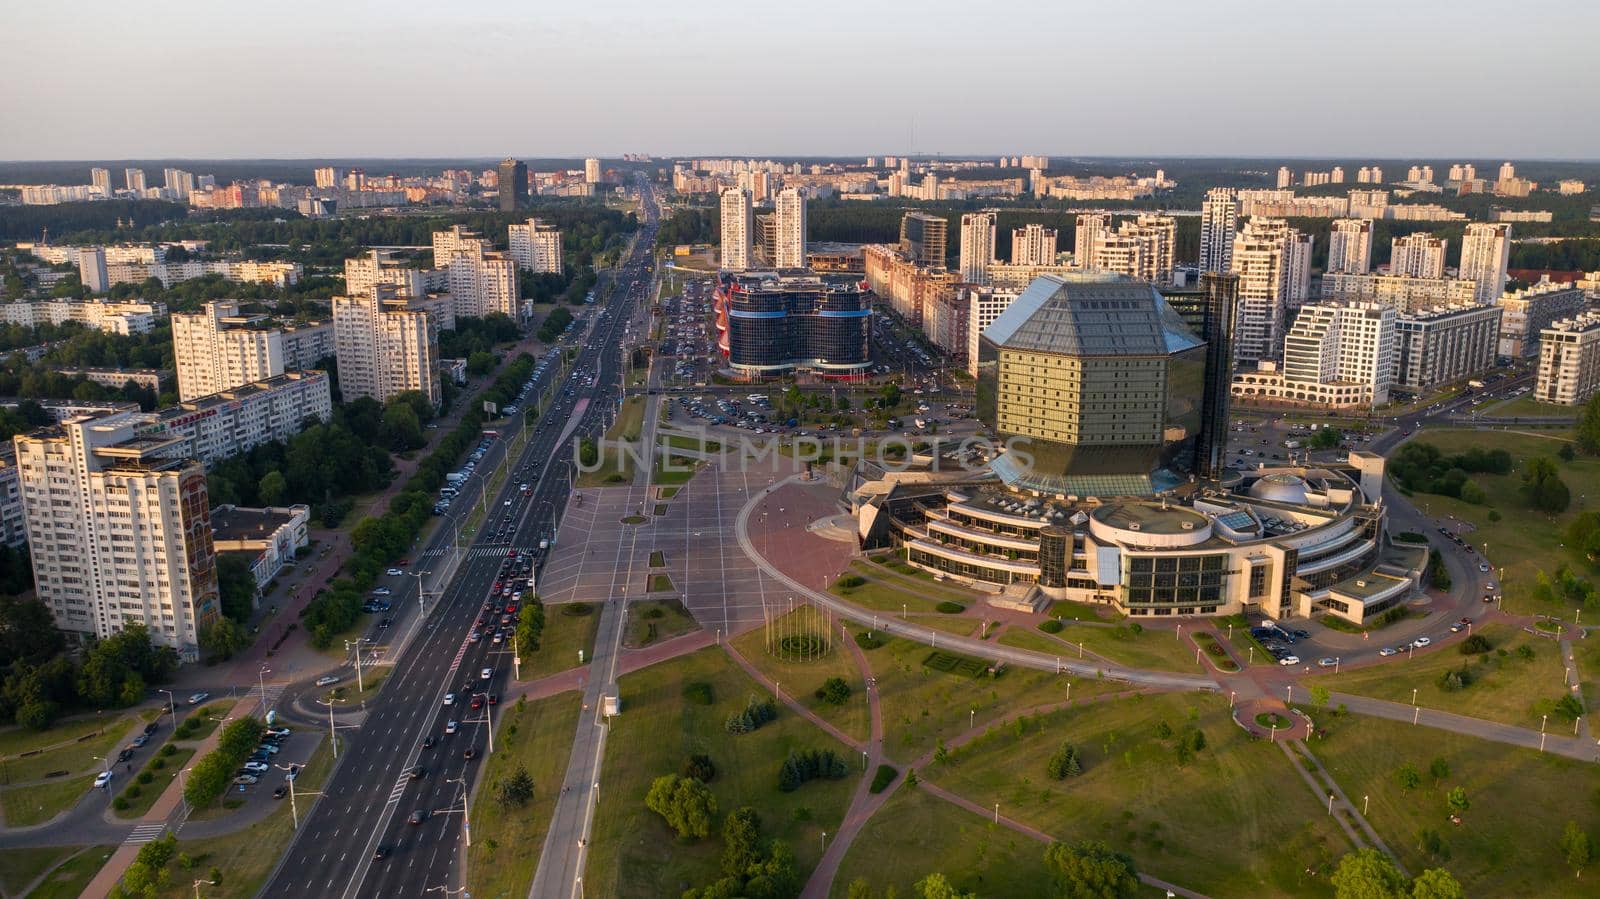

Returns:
1195,272,1239,480
498,158,527,211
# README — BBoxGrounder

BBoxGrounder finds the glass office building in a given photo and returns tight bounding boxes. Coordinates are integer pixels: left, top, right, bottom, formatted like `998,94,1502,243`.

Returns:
717,273,871,378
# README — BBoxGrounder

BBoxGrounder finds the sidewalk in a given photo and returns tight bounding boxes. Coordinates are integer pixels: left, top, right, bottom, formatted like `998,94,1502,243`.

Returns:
80,695,262,899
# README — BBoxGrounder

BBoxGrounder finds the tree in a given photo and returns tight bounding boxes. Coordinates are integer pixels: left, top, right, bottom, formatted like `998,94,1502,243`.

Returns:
1043,840,1139,899
645,773,716,839
915,873,976,899
379,401,425,452
198,617,249,661
721,807,763,879
258,469,288,507
1522,456,1572,513
1047,742,1083,780
1446,786,1469,816
1330,848,1408,899
216,554,257,622
1427,757,1449,782
495,766,534,807
1309,685,1331,707
681,753,716,783
815,677,852,705
1408,868,1464,899
1577,394,1600,455
1311,427,1343,450
1395,762,1422,791
1561,821,1593,876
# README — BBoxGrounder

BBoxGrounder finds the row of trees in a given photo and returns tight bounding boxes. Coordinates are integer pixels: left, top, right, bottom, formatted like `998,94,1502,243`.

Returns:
1388,442,1513,502
438,313,521,361
182,716,264,807
846,840,1141,899
301,583,366,649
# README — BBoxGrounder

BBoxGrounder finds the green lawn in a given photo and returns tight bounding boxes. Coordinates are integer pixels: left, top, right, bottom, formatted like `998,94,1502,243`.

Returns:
730,617,871,744
113,747,195,819
829,784,1054,898
1484,392,1575,419
145,734,338,899
0,845,81,895
661,433,722,453
1397,429,1594,615
576,396,647,487
1309,711,1600,896
179,701,236,742
584,647,857,899
0,712,133,758
1576,635,1600,708
322,667,392,705
1,774,94,826
466,693,584,899
622,598,699,649
831,567,979,616
999,622,1204,674
930,693,1345,897
647,573,674,593
866,635,1118,762
1,713,141,784
521,604,601,680
1303,624,1568,727
21,846,114,899
651,454,703,486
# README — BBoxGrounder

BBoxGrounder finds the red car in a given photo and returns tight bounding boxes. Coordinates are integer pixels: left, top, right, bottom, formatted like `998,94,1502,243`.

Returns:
470,696,484,709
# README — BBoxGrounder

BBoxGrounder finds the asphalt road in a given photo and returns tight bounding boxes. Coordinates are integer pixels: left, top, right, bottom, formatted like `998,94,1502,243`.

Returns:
262,177,659,899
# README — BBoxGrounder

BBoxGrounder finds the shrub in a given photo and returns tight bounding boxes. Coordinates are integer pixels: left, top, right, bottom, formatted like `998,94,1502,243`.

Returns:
683,682,714,705
682,753,717,783
1038,619,1065,634
834,575,866,590
137,771,154,784
125,785,141,798
935,601,964,614
1437,667,1475,692
1460,634,1491,655
853,631,885,650
814,677,852,705
1518,644,1536,661
113,796,130,810
160,744,177,757
1154,720,1174,739
869,764,898,794
1046,742,1083,779
151,758,164,770
562,603,594,617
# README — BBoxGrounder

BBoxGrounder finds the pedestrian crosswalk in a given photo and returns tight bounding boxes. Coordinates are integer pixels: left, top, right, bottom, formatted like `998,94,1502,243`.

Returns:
127,823,167,844
386,772,411,805
420,546,529,560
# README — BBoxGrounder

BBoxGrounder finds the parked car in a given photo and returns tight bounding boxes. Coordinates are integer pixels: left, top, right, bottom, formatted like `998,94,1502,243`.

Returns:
235,774,259,785
1278,655,1300,666
187,692,210,705
1412,637,1432,648
243,762,270,774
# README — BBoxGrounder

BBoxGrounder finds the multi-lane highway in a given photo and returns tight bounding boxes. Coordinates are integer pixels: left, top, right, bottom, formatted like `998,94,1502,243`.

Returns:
263,176,659,899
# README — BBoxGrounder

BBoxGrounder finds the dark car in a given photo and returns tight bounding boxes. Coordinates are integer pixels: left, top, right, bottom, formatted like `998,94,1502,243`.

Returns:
408,809,428,825
463,747,476,760
421,736,435,749
373,845,391,860
273,785,287,799
408,765,425,780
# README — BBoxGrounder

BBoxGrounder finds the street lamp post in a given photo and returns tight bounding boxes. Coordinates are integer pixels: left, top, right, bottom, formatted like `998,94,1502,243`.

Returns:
193,879,218,899
344,639,364,694
476,693,495,754
257,665,271,711
157,688,176,722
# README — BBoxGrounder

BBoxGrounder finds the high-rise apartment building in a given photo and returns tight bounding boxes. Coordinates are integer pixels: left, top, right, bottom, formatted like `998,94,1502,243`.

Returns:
719,187,753,272
1195,273,1239,479
1089,215,1175,285
584,158,602,184
1389,233,1448,279
332,293,439,406
1459,222,1511,305
172,301,287,401
773,188,807,269
163,168,194,200
90,167,111,196
959,213,996,285
498,158,528,212
1277,166,1293,188
1326,219,1373,275
508,218,564,274
898,212,946,268
345,249,426,299
314,167,342,189
78,247,108,294
962,285,1022,374
1497,281,1587,357
1536,311,1600,405
1279,301,1396,407
124,167,146,192
1012,223,1059,267
434,226,517,318
1230,218,1311,363
1199,188,1238,274
1072,214,1108,269
15,413,219,658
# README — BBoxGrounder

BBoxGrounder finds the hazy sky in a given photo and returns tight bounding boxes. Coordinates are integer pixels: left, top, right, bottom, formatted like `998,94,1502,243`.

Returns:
4,0,1598,160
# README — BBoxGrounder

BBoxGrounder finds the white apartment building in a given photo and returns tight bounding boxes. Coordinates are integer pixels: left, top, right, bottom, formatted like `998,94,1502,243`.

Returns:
444,245,517,319
508,219,564,274
1459,222,1511,305
136,370,334,464
720,187,753,272
14,414,219,659
1199,188,1237,274
585,158,602,184
79,247,109,294
1012,222,1059,266
90,168,111,196
1086,216,1175,285
124,168,146,192
1230,218,1312,363
1393,304,1502,391
774,188,807,269
963,285,1021,375
332,294,439,406
171,302,287,401
0,299,165,335
959,213,996,285
1389,233,1448,279
1536,312,1600,405
1233,301,1395,408
1497,281,1588,357
1326,219,1373,275
344,249,427,299
1072,214,1107,269
1320,272,1479,315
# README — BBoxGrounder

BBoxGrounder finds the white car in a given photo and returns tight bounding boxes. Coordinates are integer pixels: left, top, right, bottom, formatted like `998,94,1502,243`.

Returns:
1412,636,1432,648
386,568,404,577
94,770,114,789
1378,647,1398,657
445,720,459,734
442,693,456,706
242,762,270,774
480,667,493,680
187,692,209,705
315,675,340,687
1278,655,1300,666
